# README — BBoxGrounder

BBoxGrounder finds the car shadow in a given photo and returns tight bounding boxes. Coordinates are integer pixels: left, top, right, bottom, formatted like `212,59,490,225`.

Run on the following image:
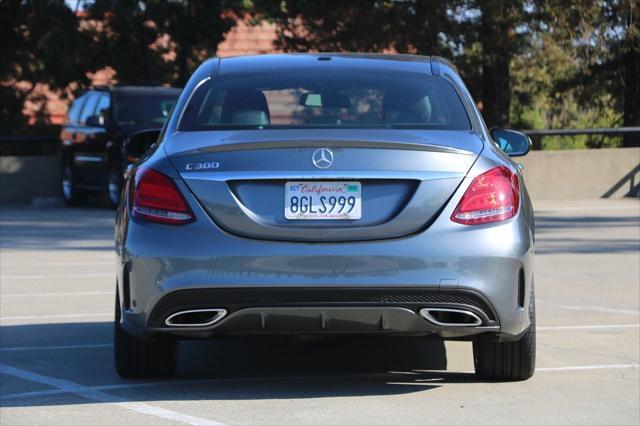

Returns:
0,321,480,408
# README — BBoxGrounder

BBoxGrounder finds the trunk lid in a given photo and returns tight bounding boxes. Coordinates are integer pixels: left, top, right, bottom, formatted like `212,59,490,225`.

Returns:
166,129,482,242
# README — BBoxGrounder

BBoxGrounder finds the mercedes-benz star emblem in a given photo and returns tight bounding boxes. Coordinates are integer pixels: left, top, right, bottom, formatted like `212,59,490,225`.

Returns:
312,148,334,169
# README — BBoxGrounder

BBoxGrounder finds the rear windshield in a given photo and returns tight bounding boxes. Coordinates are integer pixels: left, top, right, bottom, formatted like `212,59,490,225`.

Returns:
114,93,178,126
179,70,470,131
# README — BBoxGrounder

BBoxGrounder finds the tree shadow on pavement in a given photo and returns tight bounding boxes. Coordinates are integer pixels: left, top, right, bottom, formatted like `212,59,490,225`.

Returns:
535,213,640,254
0,207,115,251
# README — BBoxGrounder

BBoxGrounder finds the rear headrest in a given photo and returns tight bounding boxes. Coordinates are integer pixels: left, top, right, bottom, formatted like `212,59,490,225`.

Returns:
231,110,269,125
382,89,432,124
221,89,270,125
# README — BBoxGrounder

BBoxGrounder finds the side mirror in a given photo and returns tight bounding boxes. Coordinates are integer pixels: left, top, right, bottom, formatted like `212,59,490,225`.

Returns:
122,129,161,163
86,114,104,127
490,128,532,157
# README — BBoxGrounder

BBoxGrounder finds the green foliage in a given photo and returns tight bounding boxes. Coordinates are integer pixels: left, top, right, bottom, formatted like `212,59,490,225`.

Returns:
155,1,238,85
1,0,245,135
1,0,93,134
254,0,532,128
87,0,242,86
255,1,459,66
3,0,638,148
87,0,173,85
510,0,637,148
256,0,639,148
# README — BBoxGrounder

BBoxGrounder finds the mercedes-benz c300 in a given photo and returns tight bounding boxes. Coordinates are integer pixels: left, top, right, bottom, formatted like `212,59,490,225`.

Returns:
114,53,535,381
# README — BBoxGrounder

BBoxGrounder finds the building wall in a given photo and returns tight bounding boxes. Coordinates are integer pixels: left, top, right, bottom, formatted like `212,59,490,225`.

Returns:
217,20,278,57
518,148,640,201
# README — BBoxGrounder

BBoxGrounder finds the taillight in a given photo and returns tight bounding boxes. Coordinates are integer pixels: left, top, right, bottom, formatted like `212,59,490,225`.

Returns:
131,168,194,225
451,166,519,225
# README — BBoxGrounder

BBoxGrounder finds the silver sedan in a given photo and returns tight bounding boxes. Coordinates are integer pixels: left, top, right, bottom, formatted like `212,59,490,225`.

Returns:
114,53,535,381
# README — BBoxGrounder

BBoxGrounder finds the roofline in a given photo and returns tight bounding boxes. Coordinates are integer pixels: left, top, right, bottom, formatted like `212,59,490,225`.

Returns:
218,52,434,63
429,56,460,77
213,53,461,78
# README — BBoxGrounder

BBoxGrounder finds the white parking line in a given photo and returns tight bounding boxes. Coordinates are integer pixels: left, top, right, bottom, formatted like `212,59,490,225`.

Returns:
40,262,113,266
0,363,224,426
2,291,113,298
559,305,640,316
1,262,113,267
0,374,392,401
0,313,112,321
1,273,113,280
536,364,640,372
0,343,112,352
538,300,640,316
538,324,640,330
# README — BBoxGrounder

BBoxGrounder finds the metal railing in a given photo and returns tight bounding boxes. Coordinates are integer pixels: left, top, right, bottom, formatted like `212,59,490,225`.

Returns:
522,127,640,150
523,127,640,137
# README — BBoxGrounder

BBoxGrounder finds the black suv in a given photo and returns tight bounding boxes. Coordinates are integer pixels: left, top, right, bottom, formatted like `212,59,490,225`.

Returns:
60,86,181,206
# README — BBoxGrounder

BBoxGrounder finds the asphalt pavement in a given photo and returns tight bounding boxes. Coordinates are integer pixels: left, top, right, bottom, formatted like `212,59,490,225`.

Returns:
0,199,639,425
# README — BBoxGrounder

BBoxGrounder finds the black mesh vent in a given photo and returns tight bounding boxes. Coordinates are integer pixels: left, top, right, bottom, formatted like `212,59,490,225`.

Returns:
367,292,490,307
149,287,497,326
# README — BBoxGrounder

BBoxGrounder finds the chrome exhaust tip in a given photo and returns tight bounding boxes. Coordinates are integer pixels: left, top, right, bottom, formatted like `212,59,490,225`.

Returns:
419,308,482,327
165,308,227,327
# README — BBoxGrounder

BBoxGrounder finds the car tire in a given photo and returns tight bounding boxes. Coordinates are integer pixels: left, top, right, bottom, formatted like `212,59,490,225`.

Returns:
107,161,123,208
473,283,536,381
114,289,179,378
61,162,86,206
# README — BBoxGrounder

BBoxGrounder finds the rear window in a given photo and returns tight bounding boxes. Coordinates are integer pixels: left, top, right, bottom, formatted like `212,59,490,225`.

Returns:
179,70,470,131
114,93,178,126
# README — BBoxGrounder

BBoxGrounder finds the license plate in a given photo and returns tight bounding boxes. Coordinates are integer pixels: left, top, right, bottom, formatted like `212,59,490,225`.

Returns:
285,181,362,220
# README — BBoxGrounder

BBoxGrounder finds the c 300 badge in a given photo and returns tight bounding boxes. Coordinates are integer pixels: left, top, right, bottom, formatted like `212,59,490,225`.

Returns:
185,162,220,171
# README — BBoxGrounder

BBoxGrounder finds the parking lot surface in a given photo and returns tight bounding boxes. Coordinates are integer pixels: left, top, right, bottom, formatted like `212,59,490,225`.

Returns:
1,199,639,425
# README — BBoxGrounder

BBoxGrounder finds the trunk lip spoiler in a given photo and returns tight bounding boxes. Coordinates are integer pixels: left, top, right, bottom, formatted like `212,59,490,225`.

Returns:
171,139,476,157
180,170,464,181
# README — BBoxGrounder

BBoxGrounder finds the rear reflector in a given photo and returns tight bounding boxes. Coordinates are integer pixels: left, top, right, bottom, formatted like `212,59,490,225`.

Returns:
131,168,194,225
451,166,519,225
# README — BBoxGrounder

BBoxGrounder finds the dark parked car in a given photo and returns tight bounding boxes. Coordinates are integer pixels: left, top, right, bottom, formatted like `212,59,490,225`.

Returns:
60,86,181,206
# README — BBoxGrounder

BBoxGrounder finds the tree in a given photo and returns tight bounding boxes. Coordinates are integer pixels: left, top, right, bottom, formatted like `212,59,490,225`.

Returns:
536,0,639,147
157,1,238,85
621,0,639,147
0,0,93,134
255,0,528,128
255,0,421,53
87,0,171,85
258,0,636,146
476,1,526,127
87,0,243,86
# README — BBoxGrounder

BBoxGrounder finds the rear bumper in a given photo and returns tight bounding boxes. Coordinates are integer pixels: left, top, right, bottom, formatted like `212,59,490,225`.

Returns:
135,287,499,339
144,306,500,339
117,176,535,341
